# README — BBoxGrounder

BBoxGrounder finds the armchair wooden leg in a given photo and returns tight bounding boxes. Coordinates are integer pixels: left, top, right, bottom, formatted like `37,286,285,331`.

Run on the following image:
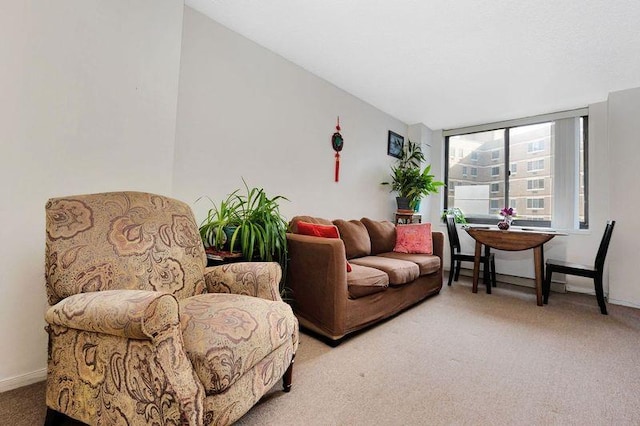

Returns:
283,354,295,392
594,275,608,315
44,408,67,426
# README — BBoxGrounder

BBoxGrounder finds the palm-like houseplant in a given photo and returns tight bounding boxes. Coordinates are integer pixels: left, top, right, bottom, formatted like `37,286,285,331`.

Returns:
383,140,444,211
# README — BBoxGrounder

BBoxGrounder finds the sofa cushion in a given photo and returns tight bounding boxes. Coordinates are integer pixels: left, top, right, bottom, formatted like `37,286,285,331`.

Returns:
296,221,352,272
361,217,396,255
179,293,296,396
349,256,419,285
346,264,389,299
289,216,333,234
378,252,441,276
333,219,372,259
394,223,433,254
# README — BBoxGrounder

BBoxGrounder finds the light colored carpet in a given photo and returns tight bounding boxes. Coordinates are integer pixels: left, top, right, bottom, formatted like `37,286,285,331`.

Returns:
236,278,640,425
3,275,640,425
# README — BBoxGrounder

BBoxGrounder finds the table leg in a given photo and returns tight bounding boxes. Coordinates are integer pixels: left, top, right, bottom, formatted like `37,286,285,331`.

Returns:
483,245,492,294
533,246,543,306
472,241,481,294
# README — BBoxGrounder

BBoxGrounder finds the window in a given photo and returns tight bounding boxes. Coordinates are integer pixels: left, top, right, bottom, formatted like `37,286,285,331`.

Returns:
527,198,545,209
528,140,545,153
462,166,467,177
527,159,545,172
444,109,588,228
527,179,545,190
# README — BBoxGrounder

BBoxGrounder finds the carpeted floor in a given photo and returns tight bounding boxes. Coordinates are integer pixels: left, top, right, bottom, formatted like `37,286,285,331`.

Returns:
3,275,640,425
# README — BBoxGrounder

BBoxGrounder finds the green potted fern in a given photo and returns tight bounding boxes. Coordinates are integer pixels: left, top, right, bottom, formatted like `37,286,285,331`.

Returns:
198,180,289,265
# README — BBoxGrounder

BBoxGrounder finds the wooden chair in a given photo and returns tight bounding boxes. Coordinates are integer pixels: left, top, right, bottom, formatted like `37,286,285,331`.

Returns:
543,220,615,315
445,215,496,291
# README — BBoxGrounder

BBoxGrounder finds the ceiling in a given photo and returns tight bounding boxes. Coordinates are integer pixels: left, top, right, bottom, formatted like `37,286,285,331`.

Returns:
185,0,640,130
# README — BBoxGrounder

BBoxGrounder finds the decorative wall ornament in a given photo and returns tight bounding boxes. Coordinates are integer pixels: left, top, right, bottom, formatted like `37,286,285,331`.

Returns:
331,116,344,182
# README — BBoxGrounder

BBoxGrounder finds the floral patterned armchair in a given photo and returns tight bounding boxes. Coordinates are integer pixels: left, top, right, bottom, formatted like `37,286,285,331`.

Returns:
44,191,298,425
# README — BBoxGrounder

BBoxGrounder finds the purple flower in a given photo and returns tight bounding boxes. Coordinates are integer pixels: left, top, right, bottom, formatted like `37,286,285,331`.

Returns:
500,207,515,217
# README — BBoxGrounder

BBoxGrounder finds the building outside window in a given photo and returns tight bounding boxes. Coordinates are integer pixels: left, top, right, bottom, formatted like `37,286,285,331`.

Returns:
444,110,588,229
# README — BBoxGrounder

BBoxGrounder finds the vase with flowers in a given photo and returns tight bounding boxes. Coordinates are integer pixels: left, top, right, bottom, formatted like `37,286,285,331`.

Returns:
498,207,515,230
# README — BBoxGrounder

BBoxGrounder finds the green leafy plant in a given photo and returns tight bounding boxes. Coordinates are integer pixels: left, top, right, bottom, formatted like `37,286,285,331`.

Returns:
198,180,289,265
382,140,444,210
442,207,467,224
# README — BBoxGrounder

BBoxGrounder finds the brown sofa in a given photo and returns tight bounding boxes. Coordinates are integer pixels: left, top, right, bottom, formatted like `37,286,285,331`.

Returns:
286,216,443,344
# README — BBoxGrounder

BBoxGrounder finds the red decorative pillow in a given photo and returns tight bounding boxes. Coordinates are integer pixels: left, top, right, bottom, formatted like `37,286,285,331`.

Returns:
296,221,352,272
393,223,433,254
297,221,340,238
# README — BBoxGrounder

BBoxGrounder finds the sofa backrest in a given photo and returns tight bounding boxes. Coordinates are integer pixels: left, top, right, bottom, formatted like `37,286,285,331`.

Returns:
332,219,371,259
360,218,396,255
45,191,207,305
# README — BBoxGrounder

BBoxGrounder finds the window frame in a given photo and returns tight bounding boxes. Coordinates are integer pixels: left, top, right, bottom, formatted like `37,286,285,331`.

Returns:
443,111,589,229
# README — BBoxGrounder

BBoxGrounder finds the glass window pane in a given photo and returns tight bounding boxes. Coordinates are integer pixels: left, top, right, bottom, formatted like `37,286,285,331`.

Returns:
509,123,553,223
447,129,505,218
579,117,587,227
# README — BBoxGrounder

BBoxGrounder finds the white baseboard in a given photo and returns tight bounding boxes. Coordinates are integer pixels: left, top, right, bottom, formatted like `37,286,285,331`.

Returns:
451,267,566,293
0,368,46,393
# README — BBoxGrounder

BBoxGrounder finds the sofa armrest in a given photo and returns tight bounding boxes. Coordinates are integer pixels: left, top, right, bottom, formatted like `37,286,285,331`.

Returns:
286,233,348,336
45,289,179,340
432,231,444,269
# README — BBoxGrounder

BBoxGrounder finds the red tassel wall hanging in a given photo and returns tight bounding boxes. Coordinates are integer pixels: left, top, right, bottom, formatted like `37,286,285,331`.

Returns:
331,116,344,182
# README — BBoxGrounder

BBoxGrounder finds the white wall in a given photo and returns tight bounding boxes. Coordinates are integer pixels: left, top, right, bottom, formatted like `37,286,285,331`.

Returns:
607,87,640,307
172,7,408,222
0,0,184,390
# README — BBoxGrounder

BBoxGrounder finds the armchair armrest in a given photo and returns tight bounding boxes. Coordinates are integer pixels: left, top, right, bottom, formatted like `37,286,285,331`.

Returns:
46,289,205,425
45,289,179,340
204,262,282,301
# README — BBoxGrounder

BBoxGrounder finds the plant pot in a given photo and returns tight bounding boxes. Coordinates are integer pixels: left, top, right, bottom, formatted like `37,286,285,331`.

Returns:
396,197,411,211
223,226,239,251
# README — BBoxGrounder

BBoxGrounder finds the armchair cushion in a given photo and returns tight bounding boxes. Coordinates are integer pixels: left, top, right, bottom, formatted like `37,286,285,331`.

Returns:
179,294,297,396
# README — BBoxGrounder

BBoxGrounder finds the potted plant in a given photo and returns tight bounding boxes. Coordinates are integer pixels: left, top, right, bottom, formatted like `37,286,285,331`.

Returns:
382,140,444,211
441,207,467,224
198,180,289,265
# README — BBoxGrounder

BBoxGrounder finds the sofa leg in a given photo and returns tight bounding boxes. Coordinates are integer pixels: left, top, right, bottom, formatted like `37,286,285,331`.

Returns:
283,354,295,392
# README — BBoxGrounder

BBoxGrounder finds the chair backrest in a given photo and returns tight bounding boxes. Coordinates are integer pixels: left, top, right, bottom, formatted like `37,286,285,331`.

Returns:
445,215,461,253
45,191,207,305
594,220,615,271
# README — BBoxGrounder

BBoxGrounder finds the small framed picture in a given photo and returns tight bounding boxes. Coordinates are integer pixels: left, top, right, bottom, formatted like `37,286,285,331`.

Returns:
387,131,404,159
